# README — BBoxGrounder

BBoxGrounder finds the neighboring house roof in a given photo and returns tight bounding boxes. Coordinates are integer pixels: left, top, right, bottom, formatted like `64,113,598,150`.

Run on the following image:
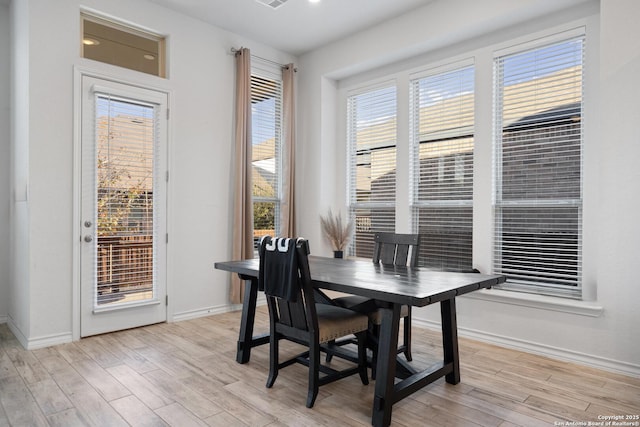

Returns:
352,66,582,193
356,65,582,146
252,137,277,196
96,115,154,192
253,165,276,197
504,102,581,131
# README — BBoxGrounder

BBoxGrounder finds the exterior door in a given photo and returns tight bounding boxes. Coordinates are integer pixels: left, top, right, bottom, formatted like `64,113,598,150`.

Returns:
80,76,168,337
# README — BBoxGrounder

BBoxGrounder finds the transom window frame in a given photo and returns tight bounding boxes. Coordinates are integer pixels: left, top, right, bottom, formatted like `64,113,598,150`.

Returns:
81,12,167,78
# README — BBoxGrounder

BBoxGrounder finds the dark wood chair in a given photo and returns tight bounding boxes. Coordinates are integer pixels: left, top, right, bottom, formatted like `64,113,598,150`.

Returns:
259,236,369,408
330,232,420,368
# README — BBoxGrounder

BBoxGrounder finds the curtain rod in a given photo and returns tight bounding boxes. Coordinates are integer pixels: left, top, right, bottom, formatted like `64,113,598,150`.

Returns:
230,47,296,71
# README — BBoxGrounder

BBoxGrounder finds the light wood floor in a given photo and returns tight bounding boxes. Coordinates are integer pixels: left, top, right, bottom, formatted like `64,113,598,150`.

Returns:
1,307,638,426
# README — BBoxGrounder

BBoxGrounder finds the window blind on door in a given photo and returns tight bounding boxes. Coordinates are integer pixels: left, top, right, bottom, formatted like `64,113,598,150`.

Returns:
95,94,158,305
347,85,397,257
251,72,283,245
494,32,584,296
410,64,474,270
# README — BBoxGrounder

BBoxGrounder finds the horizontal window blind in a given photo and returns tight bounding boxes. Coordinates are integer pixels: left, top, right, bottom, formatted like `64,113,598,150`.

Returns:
494,34,584,296
410,65,474,270
95,95,157,305
348,85,397,257
252,73,282,244
351,207,396,258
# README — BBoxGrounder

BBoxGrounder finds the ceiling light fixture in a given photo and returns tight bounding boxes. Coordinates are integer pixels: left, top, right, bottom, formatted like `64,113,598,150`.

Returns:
143,54,156,60
309,0,321,3
82,38,100,46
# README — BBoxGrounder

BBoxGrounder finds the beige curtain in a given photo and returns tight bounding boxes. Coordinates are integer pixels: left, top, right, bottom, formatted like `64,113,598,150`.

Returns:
230,48,254,304
281,64,296,237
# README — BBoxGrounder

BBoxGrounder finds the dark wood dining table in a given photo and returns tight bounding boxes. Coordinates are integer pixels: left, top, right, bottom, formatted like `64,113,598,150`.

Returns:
215,256,506,427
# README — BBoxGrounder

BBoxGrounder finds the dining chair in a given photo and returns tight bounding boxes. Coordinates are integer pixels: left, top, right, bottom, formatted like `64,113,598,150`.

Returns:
259,236,369,408
329,232,420,370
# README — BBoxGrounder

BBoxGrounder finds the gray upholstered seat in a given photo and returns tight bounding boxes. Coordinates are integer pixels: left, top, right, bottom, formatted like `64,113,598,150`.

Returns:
315,304,369,343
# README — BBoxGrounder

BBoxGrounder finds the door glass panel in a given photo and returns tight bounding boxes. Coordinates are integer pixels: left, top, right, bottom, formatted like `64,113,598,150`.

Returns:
95,95,156,306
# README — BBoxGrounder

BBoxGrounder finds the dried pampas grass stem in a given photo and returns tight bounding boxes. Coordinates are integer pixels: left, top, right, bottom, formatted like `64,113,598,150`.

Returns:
319,209,354,251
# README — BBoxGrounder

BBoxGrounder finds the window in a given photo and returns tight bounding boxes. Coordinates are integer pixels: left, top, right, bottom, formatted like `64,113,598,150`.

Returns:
252,69,283,247
347,85,397,257
410,64,474,270
94,95,157,305
493,31,584,297
81,13,166,78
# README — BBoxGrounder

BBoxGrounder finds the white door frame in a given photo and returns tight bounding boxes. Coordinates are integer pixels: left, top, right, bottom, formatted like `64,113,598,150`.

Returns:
72,66,172,340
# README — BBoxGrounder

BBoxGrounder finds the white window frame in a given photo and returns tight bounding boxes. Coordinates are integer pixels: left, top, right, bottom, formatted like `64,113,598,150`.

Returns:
492,27,586,298
81,12,167,78
409,59,475,271
337,16,598,313
251,61,283,248
346,82,398,258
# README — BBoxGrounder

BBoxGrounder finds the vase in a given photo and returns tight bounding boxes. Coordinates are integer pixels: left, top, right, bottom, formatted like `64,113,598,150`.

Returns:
333,250,343,259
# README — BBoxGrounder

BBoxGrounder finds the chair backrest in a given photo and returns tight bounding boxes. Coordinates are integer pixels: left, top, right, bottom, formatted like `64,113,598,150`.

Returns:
259,236,317,335
372,232,420,267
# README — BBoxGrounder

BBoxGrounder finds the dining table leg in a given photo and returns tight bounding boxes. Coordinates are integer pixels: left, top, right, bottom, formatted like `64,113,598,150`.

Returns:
236,274,260,364
371,304,401,427
440,297,460,384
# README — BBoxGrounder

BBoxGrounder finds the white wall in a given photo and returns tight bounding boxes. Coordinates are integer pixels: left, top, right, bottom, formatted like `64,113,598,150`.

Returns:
297,0,640,375
594,0,640,369
0,2,9,322
9,0,31,340
8,0,293,347
7,0,639,375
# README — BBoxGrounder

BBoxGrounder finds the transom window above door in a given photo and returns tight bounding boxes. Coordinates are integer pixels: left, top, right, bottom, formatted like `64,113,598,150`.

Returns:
81,13,166,78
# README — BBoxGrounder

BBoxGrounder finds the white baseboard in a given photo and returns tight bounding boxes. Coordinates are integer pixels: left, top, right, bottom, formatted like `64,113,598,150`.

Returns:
7,317,28,348
7,315,72,350
5,303,260,349
172,296,267,323
413,318,640,378
172,304,241,322
26,332,73,350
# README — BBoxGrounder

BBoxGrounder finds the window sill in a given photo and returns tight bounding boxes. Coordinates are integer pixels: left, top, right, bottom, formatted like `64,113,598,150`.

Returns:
461,288,604,317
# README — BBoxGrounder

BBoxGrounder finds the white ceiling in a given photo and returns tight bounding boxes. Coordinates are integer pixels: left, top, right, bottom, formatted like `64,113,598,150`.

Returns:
145,0,434,56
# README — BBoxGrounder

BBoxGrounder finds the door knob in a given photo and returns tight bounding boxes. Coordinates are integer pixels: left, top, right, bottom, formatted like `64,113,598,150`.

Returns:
84,235,93,243
84,221,92,228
